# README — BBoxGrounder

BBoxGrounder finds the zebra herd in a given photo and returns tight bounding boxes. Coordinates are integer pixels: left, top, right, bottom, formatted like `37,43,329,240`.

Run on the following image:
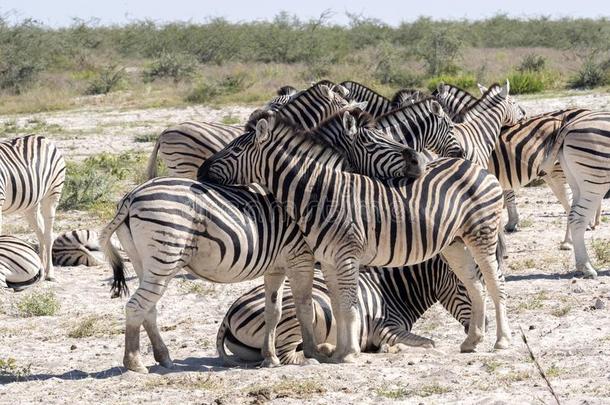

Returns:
1,79,609,374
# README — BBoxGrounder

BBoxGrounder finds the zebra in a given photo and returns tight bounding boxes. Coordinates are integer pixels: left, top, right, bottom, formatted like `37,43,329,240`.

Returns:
100,89,420,372
0,135,65,281
145,85,303,179
390,88,425,109
0,235,43,292
217,257,473,366
52,230,103,267
540,110,610,278
199,108,510,362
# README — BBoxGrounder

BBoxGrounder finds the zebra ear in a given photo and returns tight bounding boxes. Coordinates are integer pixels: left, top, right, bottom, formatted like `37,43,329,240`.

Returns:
430,100,443,116
413,90,421,101
332,84,349,98
477,83,488,95
342,111,358,139
351,101,368,110
500,79,510,98
436,82,447,96
255,119,270,144
320,84,334,99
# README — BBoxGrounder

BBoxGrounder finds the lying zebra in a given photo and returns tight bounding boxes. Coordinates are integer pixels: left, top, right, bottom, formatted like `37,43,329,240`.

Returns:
52,230,103,267
0,236,43,291
218,258,473,366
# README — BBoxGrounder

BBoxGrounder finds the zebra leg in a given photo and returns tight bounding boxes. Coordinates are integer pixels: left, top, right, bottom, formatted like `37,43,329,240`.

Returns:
592,205,602,230
41,195,60,281
124,269,175,373
441,242,486,353
321,259,361,363
381,326,435,349
24,205,50,280
260,271,286,368
143,306,173,369
503,191,519,233
285,264,327,365
543,172,574,250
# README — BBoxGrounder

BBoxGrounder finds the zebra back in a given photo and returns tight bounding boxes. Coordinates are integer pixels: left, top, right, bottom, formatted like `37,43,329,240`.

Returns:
52,229,103,267
432,83,478,122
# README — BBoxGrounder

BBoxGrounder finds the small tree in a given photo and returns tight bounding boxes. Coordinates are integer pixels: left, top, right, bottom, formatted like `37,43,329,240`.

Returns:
417,28,462,76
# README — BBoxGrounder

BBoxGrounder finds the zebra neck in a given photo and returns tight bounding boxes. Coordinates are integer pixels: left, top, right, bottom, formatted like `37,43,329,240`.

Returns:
376,105,431,151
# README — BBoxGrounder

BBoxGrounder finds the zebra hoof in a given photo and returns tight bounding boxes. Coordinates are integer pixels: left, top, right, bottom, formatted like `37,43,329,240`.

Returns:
494,337,511,350
261,356,281,368
559,242,573,251
504,224,518,233
316,343,335,357
331,352,358,363
45,276,57,282
577,264,598,279
459,340,478,353
124,356,149,374
300,358,320,366
158,359,175,369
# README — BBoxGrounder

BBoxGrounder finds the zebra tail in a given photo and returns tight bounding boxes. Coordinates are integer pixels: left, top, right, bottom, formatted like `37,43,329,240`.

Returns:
5,269,43,292
540,116,570,176
100,197,131,299
216,318,263,368
145,137,161,179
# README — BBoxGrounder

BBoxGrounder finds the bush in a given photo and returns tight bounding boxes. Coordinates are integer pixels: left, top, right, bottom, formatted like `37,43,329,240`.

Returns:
417,28,463,76
185,72,251,104
569,59,607,89
518,54,547,73
185,82,220,103
426,74,477,92
143,52,196,83
16,291,60,317
59,152,147,211
507,71,546,94
85,65,126,95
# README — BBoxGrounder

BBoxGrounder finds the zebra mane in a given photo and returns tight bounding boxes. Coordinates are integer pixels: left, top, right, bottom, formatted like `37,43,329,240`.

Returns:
431,83,477,99
277,85,298,96
340,81,389,101
379,96,438,118
453,83,501,120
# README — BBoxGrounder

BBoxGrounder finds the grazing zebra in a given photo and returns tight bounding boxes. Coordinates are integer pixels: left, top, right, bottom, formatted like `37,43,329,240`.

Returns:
374,98,465,158
199,109,510,362
145,86,302,179
100,91,419,372
218,259,473,366
52,230,103,267
340,81,393,118
0,135,65,281
0,235,43,292
541,110,610,277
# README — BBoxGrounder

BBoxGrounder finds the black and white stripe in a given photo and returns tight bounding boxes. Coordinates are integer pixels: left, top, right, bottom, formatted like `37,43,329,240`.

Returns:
0,135,65,280
52,230,103,267
217,257,472,366
200,105,510,362
0,235,43,292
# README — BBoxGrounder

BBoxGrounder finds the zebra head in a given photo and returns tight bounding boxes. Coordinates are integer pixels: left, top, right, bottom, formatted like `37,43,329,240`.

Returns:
477,80,527,124
390,88,424,109
312,108,426,180
421,99,465,159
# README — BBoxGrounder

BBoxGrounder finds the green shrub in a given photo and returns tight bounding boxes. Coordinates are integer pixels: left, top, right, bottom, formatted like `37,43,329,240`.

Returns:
59,152,148,211
569,59,607,89
185,72,251,104
85,65,126,95
417,28,462,76
143,52,196,83
426,74,477,92
134,133,159,143
185,82,220,103
518,53,547,73
0,358,31,381
507,71,546,94
16,291,60,317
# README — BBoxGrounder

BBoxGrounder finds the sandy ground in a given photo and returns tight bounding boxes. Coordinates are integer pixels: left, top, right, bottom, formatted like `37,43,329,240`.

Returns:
1,91,610,404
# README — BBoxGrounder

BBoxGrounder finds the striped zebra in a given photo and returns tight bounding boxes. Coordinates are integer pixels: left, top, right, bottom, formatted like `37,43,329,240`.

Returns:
52,230,103,267
145,86,302,179
390,88,425,109
437,84,598,247
216,256,471,366
99,90,418,372
0,135,65,281
217,258,473,366
541,110,610,277
199,109,510,362
0,236,43,292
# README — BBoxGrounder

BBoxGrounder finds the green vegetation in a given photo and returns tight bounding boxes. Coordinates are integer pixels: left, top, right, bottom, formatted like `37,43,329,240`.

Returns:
16,290,61,317
58,152,149,218
68,314,122,338
591,238,610,266
248,379,326,400
0,15,608,112
376,383,450,399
